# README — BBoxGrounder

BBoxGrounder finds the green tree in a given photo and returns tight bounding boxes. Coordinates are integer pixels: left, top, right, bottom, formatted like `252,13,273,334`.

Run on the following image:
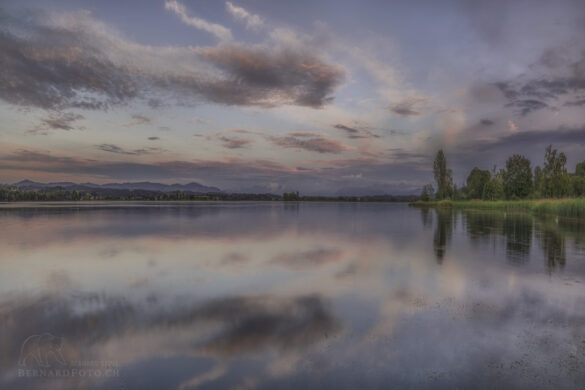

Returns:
482,177,504,200
433,149,453,200
465,167,491,199
453,184,462,200
282,191,300,201
420,184,434,201
542,145,571,198
576,160,585,177
572,176,585,197
503,155,533,199
533,166,543,196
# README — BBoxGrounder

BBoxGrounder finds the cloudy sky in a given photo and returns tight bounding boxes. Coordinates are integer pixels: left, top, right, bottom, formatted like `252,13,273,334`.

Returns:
1,0,584,194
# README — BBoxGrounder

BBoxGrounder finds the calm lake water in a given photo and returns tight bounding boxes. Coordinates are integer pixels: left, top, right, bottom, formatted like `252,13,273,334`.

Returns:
1,202,584,389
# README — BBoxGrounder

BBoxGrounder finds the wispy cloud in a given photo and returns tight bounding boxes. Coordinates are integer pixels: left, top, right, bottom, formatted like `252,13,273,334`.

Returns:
0,9,344,111
388,97,428,117
219,136,253,149
164,0,232,41
226,2,263,30
29,112,84,134
333,124,380,139
206,129,258,149
96,144,163,155
285,131,324,138
268,135,352,154
124,114,151,127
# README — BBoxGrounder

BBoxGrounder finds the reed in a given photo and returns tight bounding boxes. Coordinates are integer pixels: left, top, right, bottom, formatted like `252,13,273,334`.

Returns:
410,198,585,219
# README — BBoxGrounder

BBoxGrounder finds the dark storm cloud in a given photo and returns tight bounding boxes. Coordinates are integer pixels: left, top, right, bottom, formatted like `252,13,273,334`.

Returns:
508,99,549,116
497,78,585,101
0,10,345,111
564,98,585,107
496,82,549,114
388,97,428,117
495,50,585,115
494,82,516,100
470,126,585,152
267,135,351,154
96,144,163,155
333,124,380,139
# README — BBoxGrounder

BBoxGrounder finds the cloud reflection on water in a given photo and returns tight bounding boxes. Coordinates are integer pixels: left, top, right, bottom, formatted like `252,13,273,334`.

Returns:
0,203,585,389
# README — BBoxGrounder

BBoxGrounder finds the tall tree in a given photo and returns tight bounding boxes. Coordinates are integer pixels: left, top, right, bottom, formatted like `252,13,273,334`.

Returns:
503,155,533,199
420,184,435,201
465,167,491,199
572,176,585,197
572,160,585,196
433,149,453,200
576,160,585,177
533,166,543,195
542,145,571,198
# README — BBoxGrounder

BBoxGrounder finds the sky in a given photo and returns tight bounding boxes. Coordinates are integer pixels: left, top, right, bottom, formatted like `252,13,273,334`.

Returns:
0,0,584,195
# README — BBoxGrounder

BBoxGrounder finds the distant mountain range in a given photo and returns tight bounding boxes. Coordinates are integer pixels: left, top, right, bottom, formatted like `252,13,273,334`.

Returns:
11,180,221,194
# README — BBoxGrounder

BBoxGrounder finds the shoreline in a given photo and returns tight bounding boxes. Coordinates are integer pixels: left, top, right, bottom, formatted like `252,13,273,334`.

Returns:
409,198,585,219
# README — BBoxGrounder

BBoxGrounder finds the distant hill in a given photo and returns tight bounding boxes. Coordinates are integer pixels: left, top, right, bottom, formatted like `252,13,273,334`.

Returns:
2,181,418,201
11,180,221,194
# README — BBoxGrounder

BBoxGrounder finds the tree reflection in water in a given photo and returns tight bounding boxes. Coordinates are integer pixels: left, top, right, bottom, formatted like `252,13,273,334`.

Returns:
422,207,585,271
432,208,454,264
538,221,566,272
420,207,432,228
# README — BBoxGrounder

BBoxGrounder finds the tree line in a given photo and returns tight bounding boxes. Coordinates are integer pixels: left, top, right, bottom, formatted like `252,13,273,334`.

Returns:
421,145,585,201
0,186,418,202
0,188,279,202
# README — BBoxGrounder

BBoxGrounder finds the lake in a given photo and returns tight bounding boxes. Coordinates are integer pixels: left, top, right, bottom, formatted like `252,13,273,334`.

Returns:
1,202,584,389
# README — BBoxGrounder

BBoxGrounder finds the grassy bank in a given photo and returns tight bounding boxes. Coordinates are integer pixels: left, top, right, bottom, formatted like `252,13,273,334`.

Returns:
410,198,585,219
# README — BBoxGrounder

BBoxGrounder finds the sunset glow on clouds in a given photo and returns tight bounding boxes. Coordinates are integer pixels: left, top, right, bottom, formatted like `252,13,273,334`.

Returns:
1,0,584,194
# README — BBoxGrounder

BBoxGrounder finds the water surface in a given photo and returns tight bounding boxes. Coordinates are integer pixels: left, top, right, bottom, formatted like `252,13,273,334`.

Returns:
1,202,584,389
